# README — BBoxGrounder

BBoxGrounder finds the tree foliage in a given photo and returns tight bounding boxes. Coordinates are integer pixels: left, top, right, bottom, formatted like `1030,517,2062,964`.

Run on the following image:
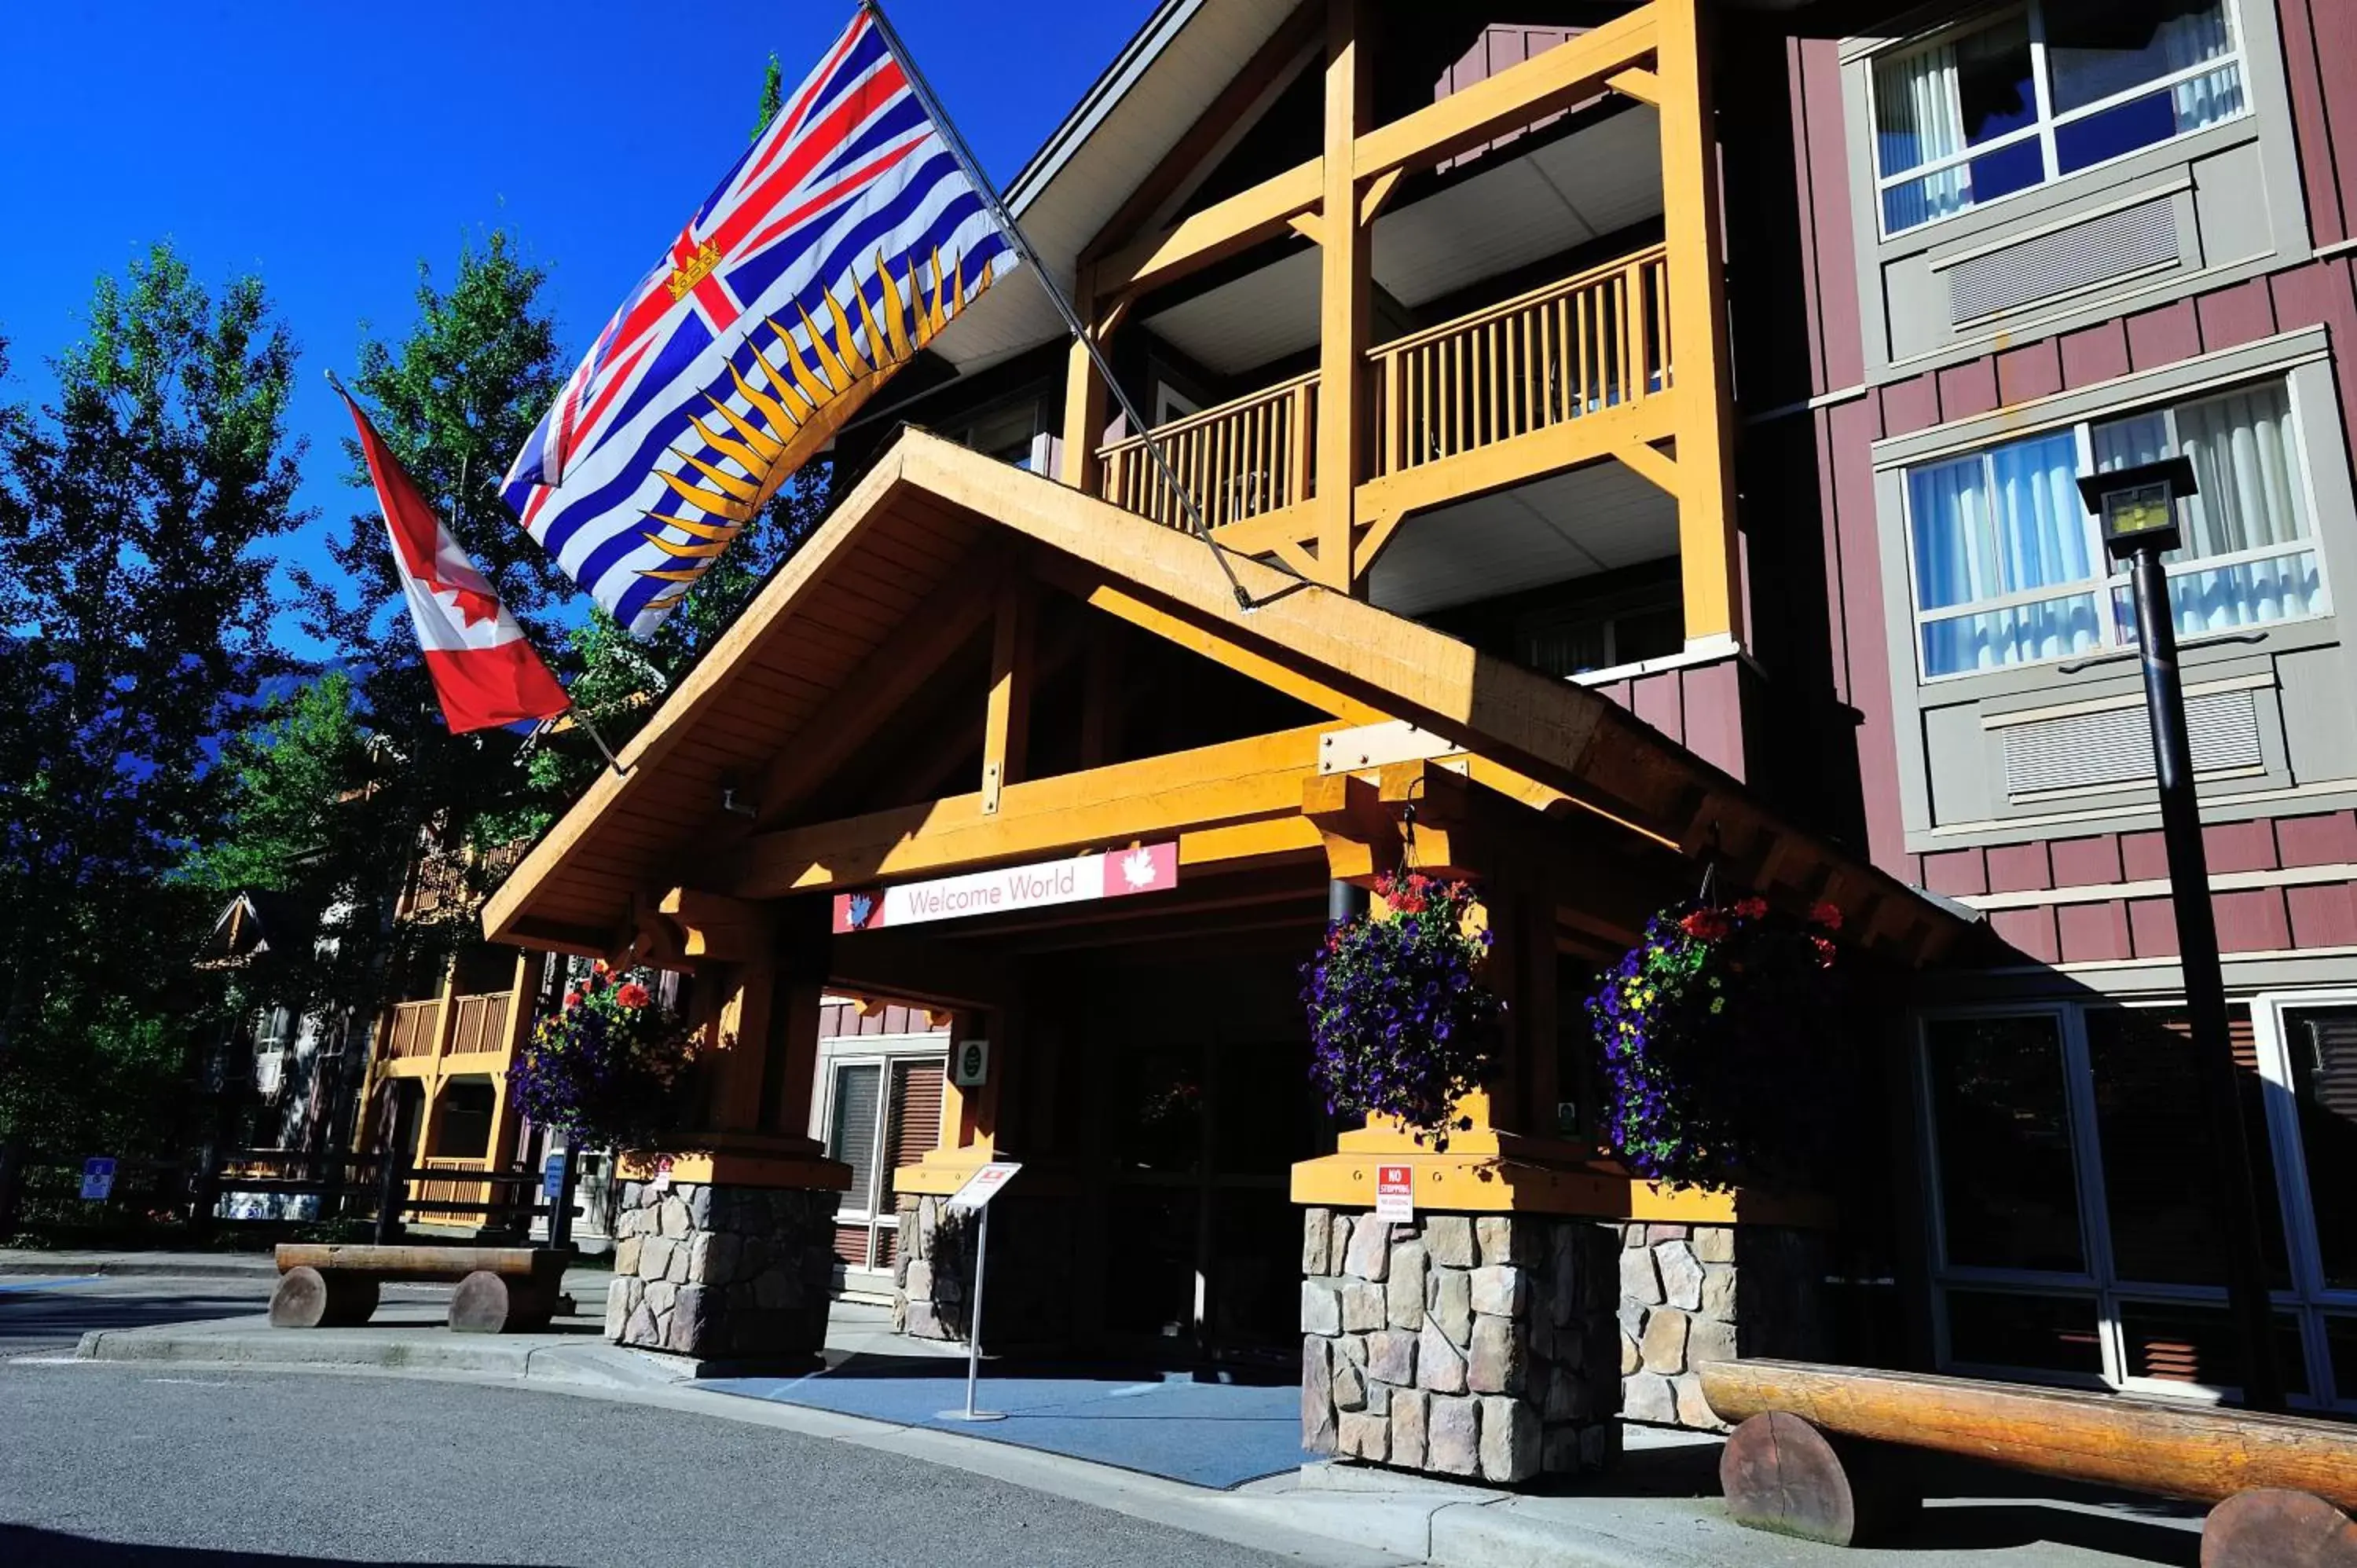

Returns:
0,244,310,1155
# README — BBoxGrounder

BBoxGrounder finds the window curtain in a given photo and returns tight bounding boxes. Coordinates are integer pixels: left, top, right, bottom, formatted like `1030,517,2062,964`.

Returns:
2159,1,2241,131
2094,386,2321,636
2173,386,2320,631
1876,41,1970,230
1911,430,2099,674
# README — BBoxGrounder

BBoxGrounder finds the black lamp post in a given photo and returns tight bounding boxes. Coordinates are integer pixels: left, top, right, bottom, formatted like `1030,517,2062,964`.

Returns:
2077,456,2285,1412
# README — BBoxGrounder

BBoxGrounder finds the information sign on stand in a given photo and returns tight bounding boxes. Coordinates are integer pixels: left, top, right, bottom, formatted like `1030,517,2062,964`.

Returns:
80,1157,117,1203
1374,1164,1413,1224
940,1160,1022,1423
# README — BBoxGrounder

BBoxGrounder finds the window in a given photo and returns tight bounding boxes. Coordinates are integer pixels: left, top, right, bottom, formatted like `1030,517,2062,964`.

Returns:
1873,0,2247,235
960,401,1043,471
1904,379,2322,679
828,1062,883,1218
1923,997,2357,1408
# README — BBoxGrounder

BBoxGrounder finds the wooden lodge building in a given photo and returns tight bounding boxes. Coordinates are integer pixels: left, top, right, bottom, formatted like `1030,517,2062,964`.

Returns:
484,0,2357,1480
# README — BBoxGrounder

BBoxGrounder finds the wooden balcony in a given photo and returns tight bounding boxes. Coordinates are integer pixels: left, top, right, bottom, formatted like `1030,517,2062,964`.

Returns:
1093,246,1671,555
386,999,440,1061
379,991,514,1070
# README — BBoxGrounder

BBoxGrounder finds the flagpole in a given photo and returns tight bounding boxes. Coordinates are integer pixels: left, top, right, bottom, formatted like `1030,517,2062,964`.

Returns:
858,0,1277,613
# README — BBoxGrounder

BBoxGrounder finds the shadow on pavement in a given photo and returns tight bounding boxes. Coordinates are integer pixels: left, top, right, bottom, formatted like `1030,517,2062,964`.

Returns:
0,1525,577,1567
0,1289,262,1344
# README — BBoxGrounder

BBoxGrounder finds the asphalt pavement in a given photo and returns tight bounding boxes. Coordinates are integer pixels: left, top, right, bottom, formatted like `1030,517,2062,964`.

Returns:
0,1276,1325,1567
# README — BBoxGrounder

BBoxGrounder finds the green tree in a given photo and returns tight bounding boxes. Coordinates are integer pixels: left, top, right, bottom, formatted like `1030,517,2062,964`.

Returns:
0,243,310,1163
754,53,784,140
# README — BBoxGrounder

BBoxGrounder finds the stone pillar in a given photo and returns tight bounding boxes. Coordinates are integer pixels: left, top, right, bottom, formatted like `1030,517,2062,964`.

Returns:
892,1190,1075,1351
604,1176,838,1361
1615,1221,1832,1431
1300,1208,1622,1484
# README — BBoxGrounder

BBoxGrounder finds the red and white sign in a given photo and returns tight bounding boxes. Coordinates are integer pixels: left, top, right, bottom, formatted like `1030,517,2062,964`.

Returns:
832,842,1178,934
947,1161,1023,1212
1374,1164,1414,1223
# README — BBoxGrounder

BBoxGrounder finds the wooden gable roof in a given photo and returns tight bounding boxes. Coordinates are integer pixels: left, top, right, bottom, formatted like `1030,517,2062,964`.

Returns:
484,428,1964,962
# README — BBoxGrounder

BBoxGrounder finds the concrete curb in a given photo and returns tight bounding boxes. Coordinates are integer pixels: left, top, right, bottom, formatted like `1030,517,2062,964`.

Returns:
0,1255,279,1280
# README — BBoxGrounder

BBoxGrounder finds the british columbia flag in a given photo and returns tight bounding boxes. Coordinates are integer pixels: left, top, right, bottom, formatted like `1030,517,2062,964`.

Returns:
503,8,1014,635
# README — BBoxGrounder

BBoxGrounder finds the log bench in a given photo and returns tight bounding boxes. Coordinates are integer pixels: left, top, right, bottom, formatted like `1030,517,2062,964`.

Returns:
269,1244,570,1334
1699,1359,2357,1567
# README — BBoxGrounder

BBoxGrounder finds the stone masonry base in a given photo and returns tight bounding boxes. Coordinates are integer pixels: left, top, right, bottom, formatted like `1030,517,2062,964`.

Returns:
1300,1209,1623,1484
892,1192,1073,1350
1615,1221,1831,1431
604,1179,836,1360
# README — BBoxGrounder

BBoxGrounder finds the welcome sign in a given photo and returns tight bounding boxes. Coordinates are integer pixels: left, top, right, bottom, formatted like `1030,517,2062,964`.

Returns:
832,842,1179,934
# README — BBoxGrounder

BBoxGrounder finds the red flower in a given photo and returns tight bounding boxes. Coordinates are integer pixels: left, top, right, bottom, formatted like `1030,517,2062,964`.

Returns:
615,982,651,1010
1810,935,1838,968
1810,901,1844,931
1680,909,1732,942
563,989,584,1010
1732,896,1769,920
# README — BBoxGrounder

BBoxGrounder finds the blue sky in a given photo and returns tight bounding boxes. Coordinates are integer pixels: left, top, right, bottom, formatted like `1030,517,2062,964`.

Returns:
0,2,1153,657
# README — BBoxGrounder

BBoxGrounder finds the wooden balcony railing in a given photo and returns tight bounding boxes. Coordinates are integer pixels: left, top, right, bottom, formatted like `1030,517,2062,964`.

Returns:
446,991,511,1057
1369,244,1670,478
415,1156,493,1221
1097,371,1318,531
1091,246,1673,545
387,999,439,1060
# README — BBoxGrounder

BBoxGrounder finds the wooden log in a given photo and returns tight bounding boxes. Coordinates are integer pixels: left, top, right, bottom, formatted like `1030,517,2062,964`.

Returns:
1720,1412,1921,1547
274,1243,550,1282
1700,1361,2357,1512
448,1269,556,1335
2204,1489,2357,1568
268,1266,379,1329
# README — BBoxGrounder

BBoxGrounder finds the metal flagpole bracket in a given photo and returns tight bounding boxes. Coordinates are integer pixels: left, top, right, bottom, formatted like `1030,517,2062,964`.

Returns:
860,0,1292,615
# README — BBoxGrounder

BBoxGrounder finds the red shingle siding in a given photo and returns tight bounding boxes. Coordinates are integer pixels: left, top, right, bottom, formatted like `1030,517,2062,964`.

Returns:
1990,906,2062,963
2289,882,2357,947
2058,901,2134,964
2279,811,2357,867
1985,841,2052,894
2051,834,2124,888
2214,888,2293,953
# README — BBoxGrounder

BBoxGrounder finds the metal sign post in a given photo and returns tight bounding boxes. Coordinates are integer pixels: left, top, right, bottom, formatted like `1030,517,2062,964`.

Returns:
937,1161,1022,1422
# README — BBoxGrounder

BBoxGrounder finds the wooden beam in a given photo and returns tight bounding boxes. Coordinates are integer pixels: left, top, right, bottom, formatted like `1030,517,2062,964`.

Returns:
1353,396,1679,533
1097,159,1324,303
1613,437,1682,498
1656,0,1744,646
1699,1360,2357,1513
1315,0,1371,595
1060,263,1110,493
829,929,1015,1010
1607,66,1662,104
1358,167,1404,225
1079,619,1123,770
1303,771,1400,883
746,556,999,829
981,581,1033,815
656,888,777,964
719,724,1332,899
1353,8,1659,181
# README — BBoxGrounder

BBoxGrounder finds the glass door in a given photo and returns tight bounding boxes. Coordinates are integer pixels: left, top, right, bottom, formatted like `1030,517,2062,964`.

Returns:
2253,996,2357,1410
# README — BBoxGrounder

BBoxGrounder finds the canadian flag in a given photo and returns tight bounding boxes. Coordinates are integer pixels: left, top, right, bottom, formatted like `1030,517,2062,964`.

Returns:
339,389,570,735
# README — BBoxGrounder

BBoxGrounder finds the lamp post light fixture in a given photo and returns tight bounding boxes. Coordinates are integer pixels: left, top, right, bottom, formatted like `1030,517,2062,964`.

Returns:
2076,456,2286,1412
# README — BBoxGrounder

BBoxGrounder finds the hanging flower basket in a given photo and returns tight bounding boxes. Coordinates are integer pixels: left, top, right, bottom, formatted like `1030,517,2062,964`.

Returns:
1301,873,1502,1152
508,962,700,1153
1588,897,1845,1192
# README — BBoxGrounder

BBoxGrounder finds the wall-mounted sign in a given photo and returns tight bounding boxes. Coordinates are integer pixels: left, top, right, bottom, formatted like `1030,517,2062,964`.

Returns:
1374,1164,1413,1223
953,1039,989,1087
80,1157,116,1203
833,842,1178,934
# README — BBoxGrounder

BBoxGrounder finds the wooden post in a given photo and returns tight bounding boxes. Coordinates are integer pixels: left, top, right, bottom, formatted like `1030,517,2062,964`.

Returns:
767,899,830,1140
981,582,1033,815
1656,0,1743,649
1060,262,1110,495
1314,0,1371,594
708,962,778,1134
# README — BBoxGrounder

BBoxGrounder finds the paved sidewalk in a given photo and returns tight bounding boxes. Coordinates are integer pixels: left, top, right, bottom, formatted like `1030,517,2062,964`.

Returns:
42,1284,2206,1568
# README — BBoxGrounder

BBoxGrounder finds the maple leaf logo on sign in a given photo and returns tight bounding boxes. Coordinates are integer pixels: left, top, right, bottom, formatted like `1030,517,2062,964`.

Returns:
1121,848,1160,890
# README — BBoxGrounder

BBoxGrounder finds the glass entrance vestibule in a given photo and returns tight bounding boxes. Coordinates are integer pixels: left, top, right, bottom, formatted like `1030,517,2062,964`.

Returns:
1917,994,2357,1409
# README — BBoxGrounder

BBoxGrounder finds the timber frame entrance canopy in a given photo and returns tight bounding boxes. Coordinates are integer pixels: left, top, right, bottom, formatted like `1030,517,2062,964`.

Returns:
484,428,1961,970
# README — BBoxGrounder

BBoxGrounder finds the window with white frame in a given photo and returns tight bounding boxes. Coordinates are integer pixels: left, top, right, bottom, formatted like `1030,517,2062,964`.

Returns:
1904,377,2324,679
1872,0,2249,236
